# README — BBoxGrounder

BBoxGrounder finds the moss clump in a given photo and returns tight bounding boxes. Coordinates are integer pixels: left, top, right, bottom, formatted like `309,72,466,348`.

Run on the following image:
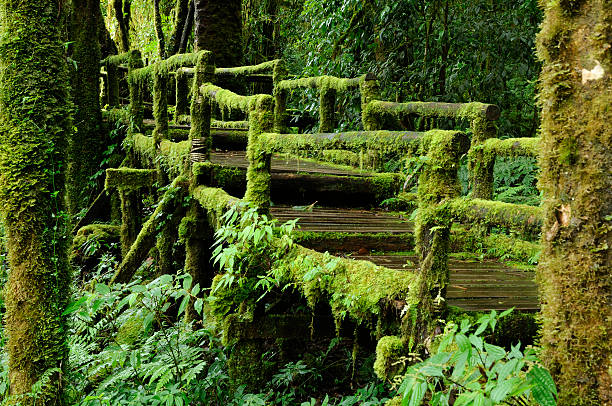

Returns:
116,314,145,345
373,336,406,381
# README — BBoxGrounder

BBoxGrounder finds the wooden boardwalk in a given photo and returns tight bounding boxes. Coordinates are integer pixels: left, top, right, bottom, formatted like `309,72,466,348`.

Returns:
271,206,539,312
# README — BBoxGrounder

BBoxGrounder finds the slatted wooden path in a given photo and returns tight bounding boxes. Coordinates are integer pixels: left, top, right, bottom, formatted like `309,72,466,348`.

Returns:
270,206,539,312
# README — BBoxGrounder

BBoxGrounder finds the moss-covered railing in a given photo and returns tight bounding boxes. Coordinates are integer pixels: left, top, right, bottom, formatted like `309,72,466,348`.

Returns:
274,73,379,134
100,51,139,107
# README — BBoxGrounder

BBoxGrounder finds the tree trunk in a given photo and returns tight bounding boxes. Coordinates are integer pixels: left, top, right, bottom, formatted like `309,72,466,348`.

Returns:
168,0,190,56
179,0,195,54
68,0,103,217
536,1,611,404
0,0,72,403
153,0,166,60
114,0,131,52
194,0,243,67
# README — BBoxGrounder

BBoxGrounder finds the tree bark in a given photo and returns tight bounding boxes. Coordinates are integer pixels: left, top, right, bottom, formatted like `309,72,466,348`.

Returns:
194,0,243,67
68,0,104,217
0,0,72,403
153,0,166,60
536,1,611,404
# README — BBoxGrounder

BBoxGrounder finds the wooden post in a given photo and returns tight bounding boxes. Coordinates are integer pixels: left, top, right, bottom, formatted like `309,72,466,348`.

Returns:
319,86,336,133
128,50,144,133
107,61,120,107
174,67,190,121
406,130,469,349
245,95,275,214
273,59,288,133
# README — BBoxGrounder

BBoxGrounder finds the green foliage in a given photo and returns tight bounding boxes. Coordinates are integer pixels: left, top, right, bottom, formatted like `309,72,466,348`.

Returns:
210,202,297,315
493,157,540,206
398,310,557,406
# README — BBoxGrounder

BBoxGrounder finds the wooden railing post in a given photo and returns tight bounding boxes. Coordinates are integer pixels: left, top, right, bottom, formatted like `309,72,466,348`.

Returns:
468,117,498,200
106,62,120,107
245,95,275,214
189,51,215,162
273,59,288,133
319,85,336,133
360,73,381,131
128,50,144,133
406,130,469,349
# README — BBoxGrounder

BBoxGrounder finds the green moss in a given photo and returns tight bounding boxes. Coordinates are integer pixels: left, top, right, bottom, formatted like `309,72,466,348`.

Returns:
373,336,406,381
277,75,362,92
481,137,540,158
104,168,158,191
216,59,282,77
101,52,131,67
72,224,120,254
189,51,214,154
211,119,249,129
116,314,145,345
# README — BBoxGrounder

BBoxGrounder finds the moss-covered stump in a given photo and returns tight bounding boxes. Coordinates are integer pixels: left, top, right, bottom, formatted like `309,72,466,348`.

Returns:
536,1,611,403
373,336,406,382
71,224,120,273
223,313,316,391
0,0,72,401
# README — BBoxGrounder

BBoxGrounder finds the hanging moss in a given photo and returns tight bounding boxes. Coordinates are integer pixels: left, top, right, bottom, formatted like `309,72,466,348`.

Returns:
373,336,406,381
0,0,72,401
535,1,611,403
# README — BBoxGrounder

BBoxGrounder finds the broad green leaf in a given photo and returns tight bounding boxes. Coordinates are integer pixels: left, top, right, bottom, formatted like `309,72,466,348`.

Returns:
408,381,427,406
178,295,189,316
62,296,88,315
194,298,203,315
490,377,518,402
456,333,471,352
484,343,506,362
182,274,192,291
95,283,110,295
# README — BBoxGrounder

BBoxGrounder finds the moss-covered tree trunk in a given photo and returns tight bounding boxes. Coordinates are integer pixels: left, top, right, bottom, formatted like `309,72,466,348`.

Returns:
536,1,611,404
168,0,191,55
0,0,72,403
194,0,243,67
114,0,131,52
68,0,104,217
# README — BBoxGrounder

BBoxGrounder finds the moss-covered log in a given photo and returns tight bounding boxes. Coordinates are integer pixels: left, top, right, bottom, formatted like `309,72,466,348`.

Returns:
111,176,188,284
0,0,72,401
481,137,540,159
536,1,611,403
260,131,423,155
448,197,543,236
104,168,158,190
277,75,362,92
194,0,242,67
68,0,104,216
